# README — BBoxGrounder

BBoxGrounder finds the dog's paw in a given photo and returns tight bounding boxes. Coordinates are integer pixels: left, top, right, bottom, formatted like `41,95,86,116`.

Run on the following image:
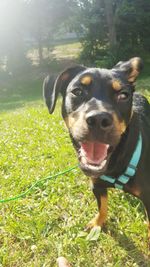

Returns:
85,214,106,231
85,219,100,231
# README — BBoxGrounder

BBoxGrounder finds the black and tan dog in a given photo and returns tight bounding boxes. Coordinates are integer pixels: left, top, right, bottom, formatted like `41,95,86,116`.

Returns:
43,57,150,242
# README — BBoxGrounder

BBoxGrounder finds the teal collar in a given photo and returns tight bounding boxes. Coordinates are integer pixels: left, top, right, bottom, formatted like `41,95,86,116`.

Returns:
100,133,142,190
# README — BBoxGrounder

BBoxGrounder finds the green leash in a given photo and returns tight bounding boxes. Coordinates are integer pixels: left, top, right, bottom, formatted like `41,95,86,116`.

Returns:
0,164,79,204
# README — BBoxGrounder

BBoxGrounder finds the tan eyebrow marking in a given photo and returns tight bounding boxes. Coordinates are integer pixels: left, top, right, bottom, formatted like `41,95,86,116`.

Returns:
112,79,122,91
80,75,92,85
128,69,139,82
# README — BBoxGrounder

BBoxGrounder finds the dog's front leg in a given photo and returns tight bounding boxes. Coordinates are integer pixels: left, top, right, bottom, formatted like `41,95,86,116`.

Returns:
86,185,108,230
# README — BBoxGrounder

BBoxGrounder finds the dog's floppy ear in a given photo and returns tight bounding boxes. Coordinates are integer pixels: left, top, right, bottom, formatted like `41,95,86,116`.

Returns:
43,65,86,114
113,57,143,83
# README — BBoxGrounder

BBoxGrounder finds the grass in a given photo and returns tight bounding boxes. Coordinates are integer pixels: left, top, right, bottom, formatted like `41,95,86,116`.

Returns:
0,44,150,266
0,79,43,112
52,42,82,60
27,41,82,66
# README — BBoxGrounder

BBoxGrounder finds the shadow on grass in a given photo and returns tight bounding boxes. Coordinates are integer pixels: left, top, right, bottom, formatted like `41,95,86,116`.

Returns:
109,195,150,266
0,57,79,113
112,232,149,266
0,79,43,112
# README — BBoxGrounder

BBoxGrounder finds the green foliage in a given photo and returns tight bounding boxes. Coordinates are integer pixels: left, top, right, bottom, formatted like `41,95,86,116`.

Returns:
116,0,150,59
0,0,30,74
0,68,150,266
0,0,150,72
0,0,76,71
75,0,150,65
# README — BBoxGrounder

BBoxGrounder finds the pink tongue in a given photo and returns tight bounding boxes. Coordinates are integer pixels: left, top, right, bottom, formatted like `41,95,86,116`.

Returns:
81,142,109,165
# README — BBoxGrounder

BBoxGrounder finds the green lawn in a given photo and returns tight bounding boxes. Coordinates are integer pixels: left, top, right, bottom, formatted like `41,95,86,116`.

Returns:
0,62,150,266
27,41,82,66
52,42,82,60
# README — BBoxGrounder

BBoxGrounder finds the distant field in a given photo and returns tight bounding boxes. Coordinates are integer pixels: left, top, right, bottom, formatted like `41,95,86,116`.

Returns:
0,43,150,266
27,41,82,66
52,42,82,60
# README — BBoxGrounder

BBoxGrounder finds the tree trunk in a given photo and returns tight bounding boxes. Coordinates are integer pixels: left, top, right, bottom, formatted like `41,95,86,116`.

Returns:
38,35,43,65
37,0,43,66
105,0,117,49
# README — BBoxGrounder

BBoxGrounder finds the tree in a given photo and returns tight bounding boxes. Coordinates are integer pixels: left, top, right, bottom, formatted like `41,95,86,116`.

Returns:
0,0,29,75
116,0,150,58
73,0,150,65
104,0,117,49
0,0,77,73
26,0,75,65
72,0,108,64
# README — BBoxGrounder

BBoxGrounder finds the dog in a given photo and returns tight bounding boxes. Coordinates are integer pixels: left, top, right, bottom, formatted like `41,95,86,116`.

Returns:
43,57,150,243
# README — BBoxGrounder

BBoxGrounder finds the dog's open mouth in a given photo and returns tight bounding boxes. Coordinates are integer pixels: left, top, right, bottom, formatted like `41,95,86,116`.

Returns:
79,141,111,174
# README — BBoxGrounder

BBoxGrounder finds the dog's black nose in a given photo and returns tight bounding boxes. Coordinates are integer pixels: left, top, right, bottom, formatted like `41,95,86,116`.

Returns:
86,112,113,130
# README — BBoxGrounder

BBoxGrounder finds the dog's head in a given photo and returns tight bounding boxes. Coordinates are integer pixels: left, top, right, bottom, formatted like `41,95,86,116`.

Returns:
43,57,143,176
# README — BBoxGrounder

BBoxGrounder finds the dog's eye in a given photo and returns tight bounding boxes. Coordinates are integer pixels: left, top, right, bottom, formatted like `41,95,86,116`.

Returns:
72,88,83,97
117,91,130,101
